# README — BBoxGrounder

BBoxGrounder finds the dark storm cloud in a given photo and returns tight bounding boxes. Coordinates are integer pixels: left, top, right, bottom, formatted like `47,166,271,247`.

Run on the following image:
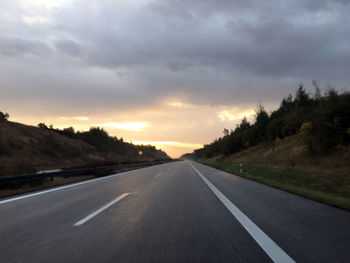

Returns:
224,19,350,78
1,0,349,114
147,0,261,17
51,0,350,78
55,39,83,57
302,0,349,10
0,36,50,56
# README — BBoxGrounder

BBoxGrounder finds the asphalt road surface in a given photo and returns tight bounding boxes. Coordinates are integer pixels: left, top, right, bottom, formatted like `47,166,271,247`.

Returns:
0,161,349,263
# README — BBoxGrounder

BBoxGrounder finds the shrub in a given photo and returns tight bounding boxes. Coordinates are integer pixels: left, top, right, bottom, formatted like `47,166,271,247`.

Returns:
298,122,318,153
0,111,9,122
38,123,49,129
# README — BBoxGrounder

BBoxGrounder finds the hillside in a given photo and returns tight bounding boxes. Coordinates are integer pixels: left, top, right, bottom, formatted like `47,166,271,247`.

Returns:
0,120,169,176
197,135,350,209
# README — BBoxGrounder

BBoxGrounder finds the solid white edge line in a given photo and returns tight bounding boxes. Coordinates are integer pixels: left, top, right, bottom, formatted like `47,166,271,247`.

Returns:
155,172,162,178
74,193,130,226
0,164,163,205
190,162,295,263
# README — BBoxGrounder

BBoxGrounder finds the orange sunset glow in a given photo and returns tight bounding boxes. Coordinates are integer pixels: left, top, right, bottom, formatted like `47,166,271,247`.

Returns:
8,102,265,157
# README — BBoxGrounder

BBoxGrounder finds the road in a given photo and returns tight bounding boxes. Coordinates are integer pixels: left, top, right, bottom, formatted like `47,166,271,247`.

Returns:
0,161,349,263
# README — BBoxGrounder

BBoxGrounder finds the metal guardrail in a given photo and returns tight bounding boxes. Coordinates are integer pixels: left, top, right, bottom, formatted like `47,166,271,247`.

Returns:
0,160,170,184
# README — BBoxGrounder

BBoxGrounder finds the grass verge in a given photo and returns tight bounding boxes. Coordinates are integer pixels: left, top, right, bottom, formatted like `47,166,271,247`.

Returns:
199,159,350,211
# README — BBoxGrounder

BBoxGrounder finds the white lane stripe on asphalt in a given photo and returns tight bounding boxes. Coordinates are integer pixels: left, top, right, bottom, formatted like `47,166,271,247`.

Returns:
74,193,130,226
155,172,162,178
0,164,162,205
190,163,295,263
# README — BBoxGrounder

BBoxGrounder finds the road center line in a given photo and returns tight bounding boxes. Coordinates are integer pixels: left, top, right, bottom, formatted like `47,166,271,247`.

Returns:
73,193,130,226
155,172,162,178
190,163,295,263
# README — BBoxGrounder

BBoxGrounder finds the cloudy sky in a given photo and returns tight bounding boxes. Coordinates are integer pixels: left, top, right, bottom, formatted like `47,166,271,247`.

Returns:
1,0,349,157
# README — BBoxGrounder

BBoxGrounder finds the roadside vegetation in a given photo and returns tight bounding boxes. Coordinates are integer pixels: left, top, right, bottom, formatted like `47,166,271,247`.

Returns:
199,136,350,210
183,84,350,210
0,115,169,176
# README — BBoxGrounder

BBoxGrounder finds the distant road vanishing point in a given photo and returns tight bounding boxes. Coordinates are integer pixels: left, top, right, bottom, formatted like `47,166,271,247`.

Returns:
1,161,349,263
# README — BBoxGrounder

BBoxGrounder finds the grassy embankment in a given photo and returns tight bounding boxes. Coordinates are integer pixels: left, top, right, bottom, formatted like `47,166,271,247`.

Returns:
199,136,350,210
0,121,169,176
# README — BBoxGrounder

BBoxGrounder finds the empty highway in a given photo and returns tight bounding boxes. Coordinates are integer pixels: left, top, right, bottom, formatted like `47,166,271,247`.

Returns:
0,161,349,263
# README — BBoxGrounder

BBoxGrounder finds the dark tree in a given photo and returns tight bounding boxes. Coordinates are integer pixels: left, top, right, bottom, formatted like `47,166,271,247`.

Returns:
38,123,49,129
0,111,9,122
295,84,311,108
223,128,229,136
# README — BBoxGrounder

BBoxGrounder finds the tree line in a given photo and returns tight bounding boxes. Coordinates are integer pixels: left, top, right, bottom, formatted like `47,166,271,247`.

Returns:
37,124,168,159
189,84,350,159
0,113,168,160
